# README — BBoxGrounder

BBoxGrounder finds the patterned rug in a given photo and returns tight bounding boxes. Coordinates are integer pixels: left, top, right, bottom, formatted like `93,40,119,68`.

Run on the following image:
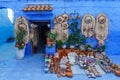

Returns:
71,65,105,75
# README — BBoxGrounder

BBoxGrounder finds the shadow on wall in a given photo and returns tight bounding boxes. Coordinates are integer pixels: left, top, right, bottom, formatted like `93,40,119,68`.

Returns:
0,8,14,45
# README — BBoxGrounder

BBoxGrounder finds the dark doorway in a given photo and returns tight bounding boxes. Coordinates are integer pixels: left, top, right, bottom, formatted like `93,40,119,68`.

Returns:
31,21,50,53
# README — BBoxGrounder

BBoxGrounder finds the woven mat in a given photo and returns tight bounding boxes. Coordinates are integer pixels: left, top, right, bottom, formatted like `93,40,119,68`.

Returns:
71,65,105,75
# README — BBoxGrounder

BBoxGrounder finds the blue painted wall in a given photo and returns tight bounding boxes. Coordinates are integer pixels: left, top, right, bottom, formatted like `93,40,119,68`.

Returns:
0,1,120,55
0,9,14,45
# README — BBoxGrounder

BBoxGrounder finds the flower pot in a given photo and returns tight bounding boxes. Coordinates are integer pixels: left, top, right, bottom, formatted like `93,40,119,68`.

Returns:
66,69,73,77
57,48,64,53
47,41,52,47
64,48,71,54
66,62,73,77
80,50,87,56
15,47,25,59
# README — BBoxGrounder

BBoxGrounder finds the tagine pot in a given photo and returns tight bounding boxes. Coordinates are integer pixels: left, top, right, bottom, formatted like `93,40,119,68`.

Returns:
115,69,120,76
66,68,73,77
15,46,25,59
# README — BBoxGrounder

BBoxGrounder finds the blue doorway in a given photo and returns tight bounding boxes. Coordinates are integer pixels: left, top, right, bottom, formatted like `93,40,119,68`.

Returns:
31,21,50,54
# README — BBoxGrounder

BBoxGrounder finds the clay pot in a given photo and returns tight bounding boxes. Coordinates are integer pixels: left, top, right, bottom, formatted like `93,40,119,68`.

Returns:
112,64,119,70
66,62,71,67
49,7,53,11
53,56,56,61
23,7,28,11
57,66,61,77
47,41,52,45
36,7,40,11
40,7,44,11
44,5,49,10
37,5,41,8
66,68,73,77
27,7,32,11
50,55,53,60
65,62,72,77
47,42,52,47
57,48,64,54
64,49,71,54
44,7,48,10
61,70,66,76
59,51,68,62
115,69,120,76
80,50,87,55
57,72,61,77
31,7,36,11
71,48,79,55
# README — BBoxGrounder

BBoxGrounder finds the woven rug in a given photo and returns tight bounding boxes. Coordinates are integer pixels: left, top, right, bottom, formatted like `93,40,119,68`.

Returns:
71,65,105,75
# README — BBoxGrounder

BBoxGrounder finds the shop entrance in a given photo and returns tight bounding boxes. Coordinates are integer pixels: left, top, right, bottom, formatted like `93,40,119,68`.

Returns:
31,21,50,54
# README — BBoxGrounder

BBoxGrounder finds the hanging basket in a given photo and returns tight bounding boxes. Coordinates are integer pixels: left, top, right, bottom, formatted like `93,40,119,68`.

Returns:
62,13,69,22
56,16,64,24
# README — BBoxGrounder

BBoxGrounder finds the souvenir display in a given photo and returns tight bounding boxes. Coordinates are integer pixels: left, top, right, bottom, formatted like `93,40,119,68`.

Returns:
13,9,120,79
53,13,69,41
81,14,95,37
95,14,108,46
1,0,120,80
18,12,119,78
